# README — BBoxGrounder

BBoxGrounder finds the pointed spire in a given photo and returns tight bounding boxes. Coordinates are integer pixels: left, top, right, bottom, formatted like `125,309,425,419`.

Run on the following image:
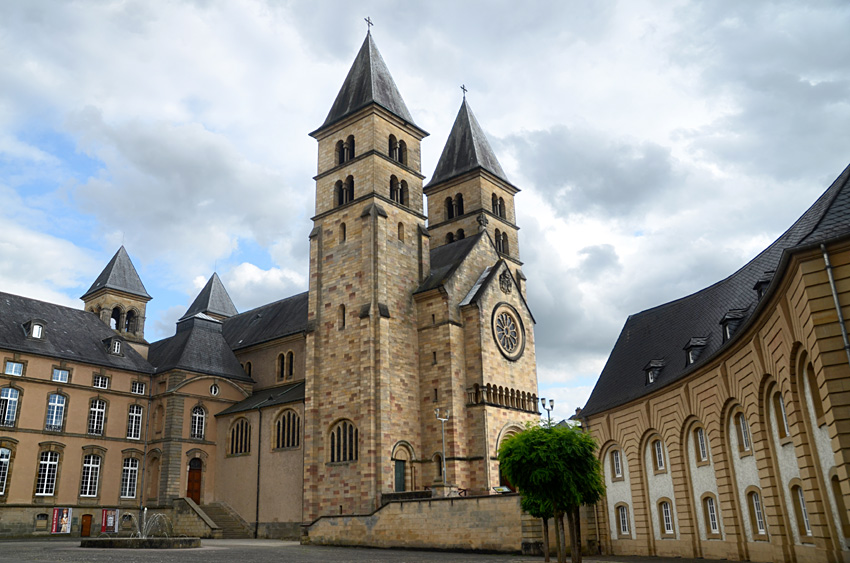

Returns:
180,273,238,321
81,246,151,300
427,99,510,188
317,33,417,132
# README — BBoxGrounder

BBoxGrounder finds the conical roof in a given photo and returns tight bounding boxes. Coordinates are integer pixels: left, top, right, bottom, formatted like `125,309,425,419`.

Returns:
317,33,417,132
180,273,238,321
427,99,510,188
81,246,150,300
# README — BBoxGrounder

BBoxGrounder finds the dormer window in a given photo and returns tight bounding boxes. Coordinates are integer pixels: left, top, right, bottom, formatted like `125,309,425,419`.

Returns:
32,324,43,338
24,320,46,340
753,270,774,300
720,309,747,342
644,359,665,385
104,337,124,356
112,340,121,354
684,337,708,366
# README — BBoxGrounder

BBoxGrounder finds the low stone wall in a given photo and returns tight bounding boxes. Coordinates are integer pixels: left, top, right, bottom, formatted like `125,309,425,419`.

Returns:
305,493,523,552
80,537,201,549
172,498,220,538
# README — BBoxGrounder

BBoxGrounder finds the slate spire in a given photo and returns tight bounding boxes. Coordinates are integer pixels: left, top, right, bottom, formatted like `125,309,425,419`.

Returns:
427,98,510,188
81,246,150,300
180,272,238,321
318,33,417,131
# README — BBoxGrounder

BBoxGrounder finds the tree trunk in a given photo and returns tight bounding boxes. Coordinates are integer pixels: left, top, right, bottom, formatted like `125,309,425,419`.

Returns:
573,506,582,563
554,511,564,563
566,509,578,563
559,512,568,563
542,517,550,562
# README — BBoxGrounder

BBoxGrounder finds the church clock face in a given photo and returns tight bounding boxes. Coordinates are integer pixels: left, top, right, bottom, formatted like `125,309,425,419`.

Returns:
492,303,525,361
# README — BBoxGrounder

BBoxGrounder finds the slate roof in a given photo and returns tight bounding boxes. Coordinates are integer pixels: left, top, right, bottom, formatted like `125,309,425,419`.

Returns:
148,314,250,381
81,246,151,300
415,233,484,294
216,380,305,416
317,33,418,133
581,163,850,417
222,292,309,351
426,99,511,188
180,273,238,321
0,291,152,373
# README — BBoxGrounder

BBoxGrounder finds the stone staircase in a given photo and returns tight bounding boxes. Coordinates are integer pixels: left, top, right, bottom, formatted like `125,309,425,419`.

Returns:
199,503,253,538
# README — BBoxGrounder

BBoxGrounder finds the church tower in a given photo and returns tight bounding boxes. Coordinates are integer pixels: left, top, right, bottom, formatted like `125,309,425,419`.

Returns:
302,32,430,520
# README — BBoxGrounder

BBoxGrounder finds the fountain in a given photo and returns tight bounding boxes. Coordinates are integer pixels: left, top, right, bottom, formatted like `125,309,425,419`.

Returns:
80,507,201,549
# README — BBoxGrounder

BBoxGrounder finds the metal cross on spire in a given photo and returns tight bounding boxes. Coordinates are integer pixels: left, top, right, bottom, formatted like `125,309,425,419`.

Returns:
460,84,468,99
365,17,373,33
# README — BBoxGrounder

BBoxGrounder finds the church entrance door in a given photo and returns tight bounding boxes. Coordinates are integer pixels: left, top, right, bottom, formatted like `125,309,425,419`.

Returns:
187,458,202,504
394,460,406,492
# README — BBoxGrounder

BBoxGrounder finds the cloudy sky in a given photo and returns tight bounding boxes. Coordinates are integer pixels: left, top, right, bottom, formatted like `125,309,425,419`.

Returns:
3,1,850,421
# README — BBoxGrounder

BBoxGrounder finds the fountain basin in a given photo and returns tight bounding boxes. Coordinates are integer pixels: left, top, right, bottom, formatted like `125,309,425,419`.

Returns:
80,537,201,549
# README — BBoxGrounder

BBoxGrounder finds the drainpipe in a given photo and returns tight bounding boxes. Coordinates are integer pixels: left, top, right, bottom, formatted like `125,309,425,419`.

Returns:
820,244,850,366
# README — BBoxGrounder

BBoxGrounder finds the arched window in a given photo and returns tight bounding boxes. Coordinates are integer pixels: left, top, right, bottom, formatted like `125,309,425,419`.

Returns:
610,449,623,479
400,181,408,206
338,304,346,329
390,176,400,202
229,418,251,455
455,194,464,215
651,438,666,472
806,363,825,422
615,503,631,537
702,493,721,537
499,197,505,218
791,484,812,536
457,229,465,240
244,362,252,378
88,398,106,436
0,447,10,495
398,222,404,242
275,410,301,449
110,307,121,330
388,135,398,160
773,391,790,439
126,404,143,440
346,135,355,160
278,354,286,381
445,197,454,220
335,180,345,207
191,406,206,439
694,426,709,462
495,229,502,252
125,310,137,333
735,412,751,453
329,419,358,462
340,222,346,243
492,193,499,214
501,232,509,254
747,488,767,537
286,351,294,379
658,499,675,535
434,453,443,478
45,393,65,432
446,233,455,244
345,176,354,203
336,140,345,165
398,140,407,165
79,454,101,497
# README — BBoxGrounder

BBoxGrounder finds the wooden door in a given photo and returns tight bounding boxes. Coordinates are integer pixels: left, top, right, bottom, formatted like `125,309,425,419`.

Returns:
80,514,92,537
187,458,202,504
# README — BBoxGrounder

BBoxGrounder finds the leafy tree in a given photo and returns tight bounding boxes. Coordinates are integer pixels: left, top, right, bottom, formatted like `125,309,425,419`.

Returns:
498,423,604,563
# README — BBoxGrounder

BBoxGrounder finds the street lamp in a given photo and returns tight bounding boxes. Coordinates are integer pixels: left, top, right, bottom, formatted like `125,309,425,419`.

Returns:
435,408,450,487
541,397,554,425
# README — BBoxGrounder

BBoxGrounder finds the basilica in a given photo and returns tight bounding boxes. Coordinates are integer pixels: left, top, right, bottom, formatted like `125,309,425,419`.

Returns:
0,32,539,538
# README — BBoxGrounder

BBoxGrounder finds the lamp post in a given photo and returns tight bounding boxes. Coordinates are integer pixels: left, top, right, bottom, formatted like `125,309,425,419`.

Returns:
435,407,450,486
541,397,555,425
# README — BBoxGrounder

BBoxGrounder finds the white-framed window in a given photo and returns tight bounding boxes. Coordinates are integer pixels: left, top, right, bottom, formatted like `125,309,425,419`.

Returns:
35,451,58,496
696,427,708,461
653,439,665,470
661,501,674,534
612,449,622,478
126,405,142,440
111,340,121,355
751,491,766,534
79,454,101,497
705,496,719,534
45,394,65,431
190,406,205,440
777,393,791,438
93,375,109,389
0,388,19,427
52,368,69,383
31,324,43,339
738,413,751,451
0,447,9,495
120,458,139,498
131,381,146,395
88,399,106,435
618,505,630,535
796,486,812,535
4,362,23,376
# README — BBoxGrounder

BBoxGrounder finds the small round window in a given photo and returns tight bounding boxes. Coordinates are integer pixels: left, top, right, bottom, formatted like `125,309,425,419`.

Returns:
209,384,220,396
491,303,525,361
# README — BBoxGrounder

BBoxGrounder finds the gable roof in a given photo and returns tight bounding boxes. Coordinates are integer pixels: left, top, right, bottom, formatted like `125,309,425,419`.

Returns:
180,273,238,321
148,314,250,381
426,99,510,188
415,233,484,294
222,292,309,351
0,291,152,374
81,246,151,300
581,162,850,418
316,33,418,133
460,259,536,323
216,380,305,416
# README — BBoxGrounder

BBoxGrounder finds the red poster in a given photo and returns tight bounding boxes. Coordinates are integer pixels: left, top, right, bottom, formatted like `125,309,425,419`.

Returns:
51,507,72,534
101,509,118,533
